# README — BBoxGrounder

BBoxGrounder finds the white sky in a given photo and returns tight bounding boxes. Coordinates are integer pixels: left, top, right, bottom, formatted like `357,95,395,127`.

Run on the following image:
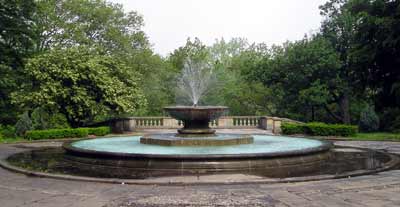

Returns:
110,0,328,56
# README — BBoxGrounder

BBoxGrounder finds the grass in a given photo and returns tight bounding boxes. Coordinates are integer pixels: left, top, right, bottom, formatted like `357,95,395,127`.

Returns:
0,137,28,144
350,132,400,141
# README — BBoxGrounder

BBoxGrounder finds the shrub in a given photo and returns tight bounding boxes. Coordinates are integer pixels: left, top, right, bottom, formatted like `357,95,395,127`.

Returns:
87,127,110,136
281,122,306,134
0,125,16,138
48,113,70,129
359,105,380,132
31,107,50,130
24,126,110,140
25,128,89,140
281,122,358,137
15,112,32,136
381,108,400,132
307,122,358,137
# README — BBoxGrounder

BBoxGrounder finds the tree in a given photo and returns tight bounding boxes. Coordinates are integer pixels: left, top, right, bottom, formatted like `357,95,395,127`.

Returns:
248,37,345,122
0,0,37,124
319,0,360,124
11,46,147,127
34,0,149,53
347,0,400,112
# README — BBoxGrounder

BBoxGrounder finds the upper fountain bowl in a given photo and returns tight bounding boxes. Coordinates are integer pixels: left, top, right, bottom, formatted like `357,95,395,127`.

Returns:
164,106,228,134
164,106,228,121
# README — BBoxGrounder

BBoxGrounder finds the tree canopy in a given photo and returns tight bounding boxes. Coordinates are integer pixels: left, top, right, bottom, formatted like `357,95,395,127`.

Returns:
0,0,399,133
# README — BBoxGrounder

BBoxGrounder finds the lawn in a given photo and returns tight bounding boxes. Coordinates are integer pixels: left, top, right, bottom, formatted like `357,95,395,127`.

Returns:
350,132,400,141
0,137,27,144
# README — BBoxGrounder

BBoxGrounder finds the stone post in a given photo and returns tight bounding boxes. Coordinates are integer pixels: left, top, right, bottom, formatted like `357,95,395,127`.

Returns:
111,119,124,133
218,117,233,128
273,119,282,134
163,117,180,128
123,119,136,132
259,117,268,129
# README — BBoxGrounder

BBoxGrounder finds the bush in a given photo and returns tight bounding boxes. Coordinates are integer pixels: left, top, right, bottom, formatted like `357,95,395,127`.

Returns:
15,112,32,136
24,126,110,140
25,128,89,140
87,127,110,136
0,125,16,138
359,105,379,132
381,108,400,132
48,113,70,129
281,122,306,134
307,122,358,137
281,122,358,137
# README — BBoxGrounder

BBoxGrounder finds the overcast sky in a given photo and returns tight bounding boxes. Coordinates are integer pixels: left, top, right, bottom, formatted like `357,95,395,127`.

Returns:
110,0,328,56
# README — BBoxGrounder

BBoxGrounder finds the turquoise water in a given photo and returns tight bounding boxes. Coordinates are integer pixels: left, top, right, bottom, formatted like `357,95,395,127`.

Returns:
72,135,326,155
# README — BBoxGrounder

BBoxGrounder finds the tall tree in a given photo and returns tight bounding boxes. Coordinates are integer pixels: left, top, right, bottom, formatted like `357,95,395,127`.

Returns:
34,0,149,53
319,0,360,124
348,0,400,111
0,0,37,124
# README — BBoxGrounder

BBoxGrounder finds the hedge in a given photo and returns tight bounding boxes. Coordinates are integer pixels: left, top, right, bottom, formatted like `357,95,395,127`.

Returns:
87,126,110,136
281,123,306,135
25,126,110,140
281,122,358,137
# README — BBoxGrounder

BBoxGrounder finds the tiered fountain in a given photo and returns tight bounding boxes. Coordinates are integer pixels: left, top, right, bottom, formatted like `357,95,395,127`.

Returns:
6,58,398,181
62,58,333,178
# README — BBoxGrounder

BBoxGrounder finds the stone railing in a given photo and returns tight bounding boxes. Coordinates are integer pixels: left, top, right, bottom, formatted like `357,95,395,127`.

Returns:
111,116,300,134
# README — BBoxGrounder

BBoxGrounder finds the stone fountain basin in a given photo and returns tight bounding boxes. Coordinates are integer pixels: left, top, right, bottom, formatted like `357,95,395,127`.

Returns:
164,106,228,121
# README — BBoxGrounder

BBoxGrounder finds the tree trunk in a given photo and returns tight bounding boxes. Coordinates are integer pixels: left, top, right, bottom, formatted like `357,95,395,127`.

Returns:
339,92,351,124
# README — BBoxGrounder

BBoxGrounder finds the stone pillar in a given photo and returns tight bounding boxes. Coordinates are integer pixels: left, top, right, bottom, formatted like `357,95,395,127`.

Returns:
163,117,180,128
267,118,274,131
218,117,233,128
123,119,136,132
111,119,124,133
273,119,282,134
259,117,267,129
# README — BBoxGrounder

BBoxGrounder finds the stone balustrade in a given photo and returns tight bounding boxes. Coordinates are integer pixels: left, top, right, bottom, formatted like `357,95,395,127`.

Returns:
111,116,299,134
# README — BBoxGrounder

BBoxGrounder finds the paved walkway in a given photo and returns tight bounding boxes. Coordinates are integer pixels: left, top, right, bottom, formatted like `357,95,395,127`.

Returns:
1,132,400,206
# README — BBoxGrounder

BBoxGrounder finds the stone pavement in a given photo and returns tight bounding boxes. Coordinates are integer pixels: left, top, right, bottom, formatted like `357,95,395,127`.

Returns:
1,132,400,206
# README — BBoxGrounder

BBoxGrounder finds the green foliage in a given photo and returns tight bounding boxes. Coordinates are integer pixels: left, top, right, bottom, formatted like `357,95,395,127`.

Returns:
0,125,16,138
31,107,50,130
351,132,400,141
248,37,344,122
25,126,110,140
35,0,149,53
282,122,358,137
359,105,379,132
381,108,400,133
25,128,88,140
12,46,146,127
306,122,358,137
48,113,70,129
15,112,32,137
87,127,111,136
0,0,37,125
31,107,70,130
281,123,306,135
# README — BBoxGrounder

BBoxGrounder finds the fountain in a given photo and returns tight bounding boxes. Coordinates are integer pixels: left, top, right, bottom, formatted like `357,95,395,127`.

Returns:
60,104,334,178
61,57,334,177
4,57,398,183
